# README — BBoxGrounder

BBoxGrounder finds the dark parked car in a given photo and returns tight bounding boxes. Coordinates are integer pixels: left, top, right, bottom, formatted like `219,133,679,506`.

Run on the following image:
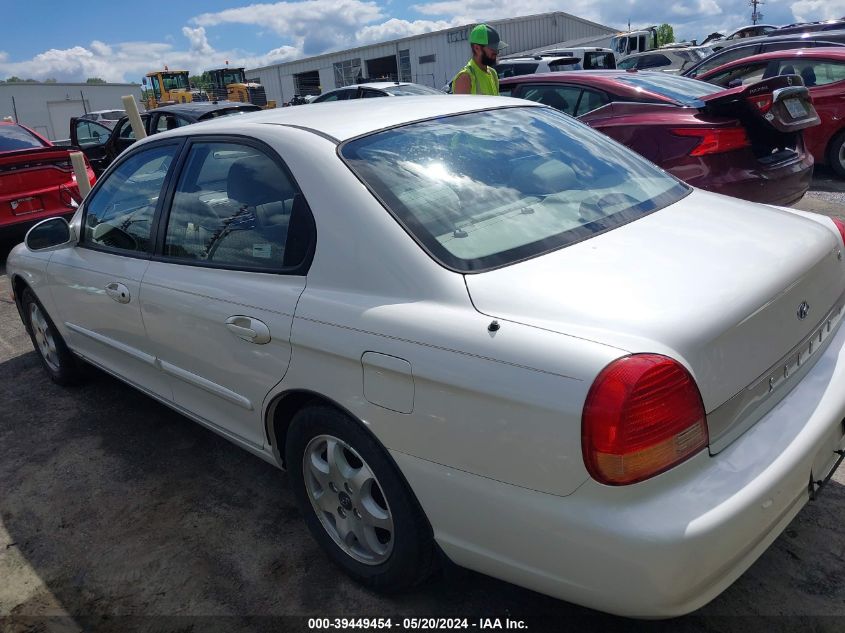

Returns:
0,121,95,235
773,20,845,36
500,70,819,205
71,102,261,174
682,30,845,78
698,47,845,177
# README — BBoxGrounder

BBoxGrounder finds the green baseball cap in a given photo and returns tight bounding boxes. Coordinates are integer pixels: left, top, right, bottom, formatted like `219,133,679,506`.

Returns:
469,24,507,51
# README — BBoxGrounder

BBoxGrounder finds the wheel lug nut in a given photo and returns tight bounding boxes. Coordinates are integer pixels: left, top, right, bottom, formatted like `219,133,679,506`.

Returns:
344,483,352,493
354,509,362,519
338,506,346,517
329,482,338,492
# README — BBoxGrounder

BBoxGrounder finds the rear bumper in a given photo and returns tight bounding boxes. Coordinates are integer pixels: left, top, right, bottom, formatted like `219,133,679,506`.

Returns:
394,321,845,618
675,150,813,206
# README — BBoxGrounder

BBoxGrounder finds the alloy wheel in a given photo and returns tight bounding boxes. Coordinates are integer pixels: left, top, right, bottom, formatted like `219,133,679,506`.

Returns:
302,434,394,565
29,303,60,373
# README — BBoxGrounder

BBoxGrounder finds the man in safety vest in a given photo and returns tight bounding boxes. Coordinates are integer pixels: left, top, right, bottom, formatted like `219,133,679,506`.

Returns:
452,24,507,95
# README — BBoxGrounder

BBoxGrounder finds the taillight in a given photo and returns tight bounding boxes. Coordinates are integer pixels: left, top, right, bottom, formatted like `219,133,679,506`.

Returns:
582,354,708,486
747,93,773,114
672,127,750,156
832,217,845,247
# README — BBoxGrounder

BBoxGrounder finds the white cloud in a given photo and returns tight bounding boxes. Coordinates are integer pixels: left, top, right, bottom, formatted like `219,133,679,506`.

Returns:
0,52,7,63
89,41,113,57
181,27,214,55
356,17,457,44
791,0,845,22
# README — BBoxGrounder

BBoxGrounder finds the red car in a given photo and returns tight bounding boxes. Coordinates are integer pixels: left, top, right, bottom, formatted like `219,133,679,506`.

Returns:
1,122,95,234
697,47,845,177
500,70,819,205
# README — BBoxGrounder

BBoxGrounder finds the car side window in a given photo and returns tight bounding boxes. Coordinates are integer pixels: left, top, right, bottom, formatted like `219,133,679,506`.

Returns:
617,57,637,70
362,89,386,98
82,144,178,253
575,89,609,116
791,61,845,86
514,84,580,116
705,62,769,86
75,120,110,147
118,119,137,140
156,114,190,133
162,141,314,272
689,46,753,77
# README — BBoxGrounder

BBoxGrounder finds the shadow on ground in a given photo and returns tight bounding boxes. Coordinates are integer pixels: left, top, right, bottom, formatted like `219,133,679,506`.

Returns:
3,347,845,633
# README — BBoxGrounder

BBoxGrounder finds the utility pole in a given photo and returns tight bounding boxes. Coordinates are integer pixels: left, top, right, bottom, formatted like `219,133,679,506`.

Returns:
750,0,764,25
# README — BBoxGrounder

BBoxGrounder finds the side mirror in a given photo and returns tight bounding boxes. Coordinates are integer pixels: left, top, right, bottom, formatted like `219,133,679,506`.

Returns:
25,217,73,252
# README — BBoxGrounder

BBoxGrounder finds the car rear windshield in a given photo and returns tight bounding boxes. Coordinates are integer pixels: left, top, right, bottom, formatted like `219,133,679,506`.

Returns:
383,84,443,96
616,73,717,105
341,106,689,272
496,62,541,78
0,125,46,152
584,52,616,69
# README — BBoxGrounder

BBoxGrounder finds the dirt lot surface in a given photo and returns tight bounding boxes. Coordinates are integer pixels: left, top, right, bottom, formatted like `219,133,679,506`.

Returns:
2,172,845,633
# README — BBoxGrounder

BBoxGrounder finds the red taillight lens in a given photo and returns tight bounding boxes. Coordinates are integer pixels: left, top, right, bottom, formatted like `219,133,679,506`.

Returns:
831,217,845,247
747,93,773,114
582,354,708,486
672,127,750,156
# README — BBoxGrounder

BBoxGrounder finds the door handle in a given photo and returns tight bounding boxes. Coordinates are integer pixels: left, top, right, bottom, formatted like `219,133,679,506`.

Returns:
105,282,130,304
225,316,271,344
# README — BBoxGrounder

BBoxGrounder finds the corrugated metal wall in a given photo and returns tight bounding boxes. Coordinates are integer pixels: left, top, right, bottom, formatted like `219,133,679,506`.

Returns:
251,12,616,103
0,83,141,141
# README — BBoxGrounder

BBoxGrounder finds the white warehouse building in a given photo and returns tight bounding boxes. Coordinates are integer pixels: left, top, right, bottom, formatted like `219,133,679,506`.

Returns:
250,12,617,103
0,82,140,142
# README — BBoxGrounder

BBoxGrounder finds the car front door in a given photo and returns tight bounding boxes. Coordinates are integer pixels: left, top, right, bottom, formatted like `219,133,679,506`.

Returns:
70,118,112,174
46,141,182,400
139,137,315,447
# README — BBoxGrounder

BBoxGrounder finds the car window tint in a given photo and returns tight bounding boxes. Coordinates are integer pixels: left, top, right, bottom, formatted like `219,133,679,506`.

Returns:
638,54,672,69
496,63,540,78
83,144,177,253
617,57,637,69
156,114,190,133
688,45,755,77
516,84,580,116
499,86,513,97
784,60,845,86
75,120,110,147
119,120,137,139
705,62,769,86
616,74,716,105
341,107,688,272
362,89,386,98
163,141,312,271
576,89,609,116
0,125,45,151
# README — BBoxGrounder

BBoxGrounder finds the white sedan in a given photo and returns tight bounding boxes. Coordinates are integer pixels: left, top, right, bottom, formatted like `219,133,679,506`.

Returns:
8,96,845,617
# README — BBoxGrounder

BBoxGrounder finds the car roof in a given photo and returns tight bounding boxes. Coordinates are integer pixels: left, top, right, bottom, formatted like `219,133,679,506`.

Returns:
699,45,845,74
153,101,261,116
138,96,538,143
356,82,415,89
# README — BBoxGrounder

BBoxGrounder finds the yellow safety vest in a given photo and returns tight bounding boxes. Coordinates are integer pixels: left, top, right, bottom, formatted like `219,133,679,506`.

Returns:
452,59,499,95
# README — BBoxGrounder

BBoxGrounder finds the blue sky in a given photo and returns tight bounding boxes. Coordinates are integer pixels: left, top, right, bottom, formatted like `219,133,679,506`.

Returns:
2,0,843,82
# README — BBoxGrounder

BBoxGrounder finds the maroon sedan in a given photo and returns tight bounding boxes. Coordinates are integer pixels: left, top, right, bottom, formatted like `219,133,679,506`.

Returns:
500,70,819,205
0,122,95,235
697,48,845,177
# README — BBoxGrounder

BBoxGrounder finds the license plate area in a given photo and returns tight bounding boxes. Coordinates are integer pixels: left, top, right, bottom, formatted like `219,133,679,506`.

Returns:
9,196,44,216
784,98,808,119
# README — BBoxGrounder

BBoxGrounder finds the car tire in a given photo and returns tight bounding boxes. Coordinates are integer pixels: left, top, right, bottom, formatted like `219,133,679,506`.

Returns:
286,404,438,591
22,287,84,386
827,131,845,179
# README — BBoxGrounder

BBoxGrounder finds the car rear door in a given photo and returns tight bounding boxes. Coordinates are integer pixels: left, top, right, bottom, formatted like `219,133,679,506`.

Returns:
46,140,183,400
139,136,316,448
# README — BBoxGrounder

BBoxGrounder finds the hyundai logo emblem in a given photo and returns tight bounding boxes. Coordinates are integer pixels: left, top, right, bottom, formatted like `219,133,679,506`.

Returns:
797,301,810,320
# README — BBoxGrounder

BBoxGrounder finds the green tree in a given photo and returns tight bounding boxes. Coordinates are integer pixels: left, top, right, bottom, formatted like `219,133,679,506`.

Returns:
85,77,106,84
44,78,57,83
656,24,675,46
5,76,24,82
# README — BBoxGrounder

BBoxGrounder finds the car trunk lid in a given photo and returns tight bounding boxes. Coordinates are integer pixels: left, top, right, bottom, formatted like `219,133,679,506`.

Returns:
699,75,820,163
0,147,81,218
464,189,845,450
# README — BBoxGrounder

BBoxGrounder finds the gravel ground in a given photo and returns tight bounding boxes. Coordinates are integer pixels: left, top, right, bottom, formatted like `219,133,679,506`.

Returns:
2,173,845,633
